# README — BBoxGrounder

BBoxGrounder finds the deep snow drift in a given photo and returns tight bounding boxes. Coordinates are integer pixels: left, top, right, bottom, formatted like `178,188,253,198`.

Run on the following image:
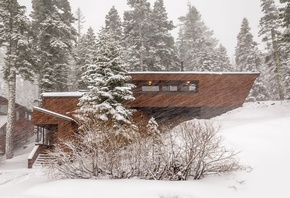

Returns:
0,100,289,198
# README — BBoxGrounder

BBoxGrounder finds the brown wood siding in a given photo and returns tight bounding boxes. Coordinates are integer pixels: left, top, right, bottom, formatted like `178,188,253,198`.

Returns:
42,97,79,117
33,109,77,143
0,97,34,153
127,73,258,107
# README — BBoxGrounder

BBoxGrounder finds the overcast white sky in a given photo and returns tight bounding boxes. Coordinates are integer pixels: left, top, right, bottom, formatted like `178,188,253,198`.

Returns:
19,0,281,59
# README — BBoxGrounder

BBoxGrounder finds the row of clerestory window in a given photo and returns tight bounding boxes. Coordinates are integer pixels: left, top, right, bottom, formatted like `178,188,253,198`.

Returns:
132,80,199,93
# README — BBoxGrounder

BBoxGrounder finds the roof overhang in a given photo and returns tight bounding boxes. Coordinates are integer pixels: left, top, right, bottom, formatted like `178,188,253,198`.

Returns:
41,92,85,98
127,71,260,75
33,106,75,122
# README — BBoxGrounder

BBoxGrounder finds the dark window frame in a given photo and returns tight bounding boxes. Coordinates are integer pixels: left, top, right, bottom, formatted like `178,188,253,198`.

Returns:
132,80,199,93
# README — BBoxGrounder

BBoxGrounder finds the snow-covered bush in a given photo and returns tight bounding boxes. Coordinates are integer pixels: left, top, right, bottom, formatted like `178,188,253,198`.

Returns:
46,119,242,180
132,119,243,180
163,120,243,180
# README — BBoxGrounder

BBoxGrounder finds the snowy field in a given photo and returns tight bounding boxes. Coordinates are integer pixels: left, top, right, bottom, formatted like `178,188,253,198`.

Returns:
0,100,290,198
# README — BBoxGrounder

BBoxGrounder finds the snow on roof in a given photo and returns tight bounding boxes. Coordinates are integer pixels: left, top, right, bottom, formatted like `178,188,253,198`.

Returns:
0,115,7,128
42,91,86,97
33,106,75,122
128,71,260,75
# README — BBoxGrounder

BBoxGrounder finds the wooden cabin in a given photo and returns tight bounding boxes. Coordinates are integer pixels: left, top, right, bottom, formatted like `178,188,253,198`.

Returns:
127,72,259,124
0,96,34,155
28,71,259,168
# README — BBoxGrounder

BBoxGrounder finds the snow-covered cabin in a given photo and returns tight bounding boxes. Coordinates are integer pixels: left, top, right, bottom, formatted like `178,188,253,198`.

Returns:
0,96,34,155
127,72,259,124
29,71,259,168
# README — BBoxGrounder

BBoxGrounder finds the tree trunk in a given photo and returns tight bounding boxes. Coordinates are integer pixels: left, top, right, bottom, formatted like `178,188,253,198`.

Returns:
271,28,285,100
5,70,16,159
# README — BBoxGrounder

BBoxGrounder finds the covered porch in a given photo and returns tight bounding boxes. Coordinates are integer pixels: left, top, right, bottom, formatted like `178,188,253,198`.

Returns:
28,107,77,168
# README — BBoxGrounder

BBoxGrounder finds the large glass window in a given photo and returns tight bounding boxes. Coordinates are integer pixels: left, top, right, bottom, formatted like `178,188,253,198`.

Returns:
133,80,199,93
180,83,197,92
36,126,53,145
25,112,32,120
142,86,159,92
162,85,178,91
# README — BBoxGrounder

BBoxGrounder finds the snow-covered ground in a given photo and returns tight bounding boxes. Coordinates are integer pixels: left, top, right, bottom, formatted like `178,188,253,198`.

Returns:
0,100,289,198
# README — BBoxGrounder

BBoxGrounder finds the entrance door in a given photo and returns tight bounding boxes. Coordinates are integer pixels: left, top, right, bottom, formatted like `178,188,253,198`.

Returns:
35,125,57,145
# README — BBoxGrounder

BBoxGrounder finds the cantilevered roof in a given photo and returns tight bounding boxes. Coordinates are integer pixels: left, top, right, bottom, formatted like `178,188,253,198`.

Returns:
33,106,75,122
128,71,260,75
42,91,86,97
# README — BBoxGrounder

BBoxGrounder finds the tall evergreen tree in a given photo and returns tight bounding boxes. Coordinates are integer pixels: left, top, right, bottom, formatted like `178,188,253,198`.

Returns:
280,0,290,41
213,44,233,72
235,18,269,101
259,0,286,100
75,7,86,43
30,0,77,93
78,27,137,142
0,0,34,159
235,18,258,72
279,0,290,98
176,4,222,71
123,0,152,71
148,0,179,71
218,44,232,71
105,6,123,42
75,27,97,89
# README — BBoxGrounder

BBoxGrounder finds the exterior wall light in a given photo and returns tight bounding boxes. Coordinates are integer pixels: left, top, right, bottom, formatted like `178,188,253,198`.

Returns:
148,81,152,86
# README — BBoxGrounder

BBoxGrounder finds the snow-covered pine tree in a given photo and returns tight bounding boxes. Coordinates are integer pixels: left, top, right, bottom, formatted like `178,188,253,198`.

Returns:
74,27,97,90
30,0,77,93
214,44,233,72
0,0,34,159
123,0,152,71
75,7,85,43
147,0,180,71
280,0,290,41
105,6,123,43
235,18,269,101
235,18,258,72
279,0,290,98
259,0,286,100
78,27,137,145
176,4,220,71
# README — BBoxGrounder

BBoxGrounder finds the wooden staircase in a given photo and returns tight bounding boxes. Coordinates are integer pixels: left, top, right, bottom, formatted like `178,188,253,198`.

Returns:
32,150,56,168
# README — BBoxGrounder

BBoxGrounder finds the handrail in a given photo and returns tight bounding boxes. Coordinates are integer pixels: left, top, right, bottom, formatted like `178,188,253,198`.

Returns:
27,145,41,168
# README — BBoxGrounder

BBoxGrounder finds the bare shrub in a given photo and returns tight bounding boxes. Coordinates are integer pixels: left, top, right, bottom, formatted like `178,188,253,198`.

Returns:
165,120,242,179
46,119,243,180
132,119,243,180
46,117,139,179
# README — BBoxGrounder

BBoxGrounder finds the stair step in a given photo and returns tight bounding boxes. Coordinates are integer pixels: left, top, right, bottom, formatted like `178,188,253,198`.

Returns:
37,156,55,159
32,150,57,168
